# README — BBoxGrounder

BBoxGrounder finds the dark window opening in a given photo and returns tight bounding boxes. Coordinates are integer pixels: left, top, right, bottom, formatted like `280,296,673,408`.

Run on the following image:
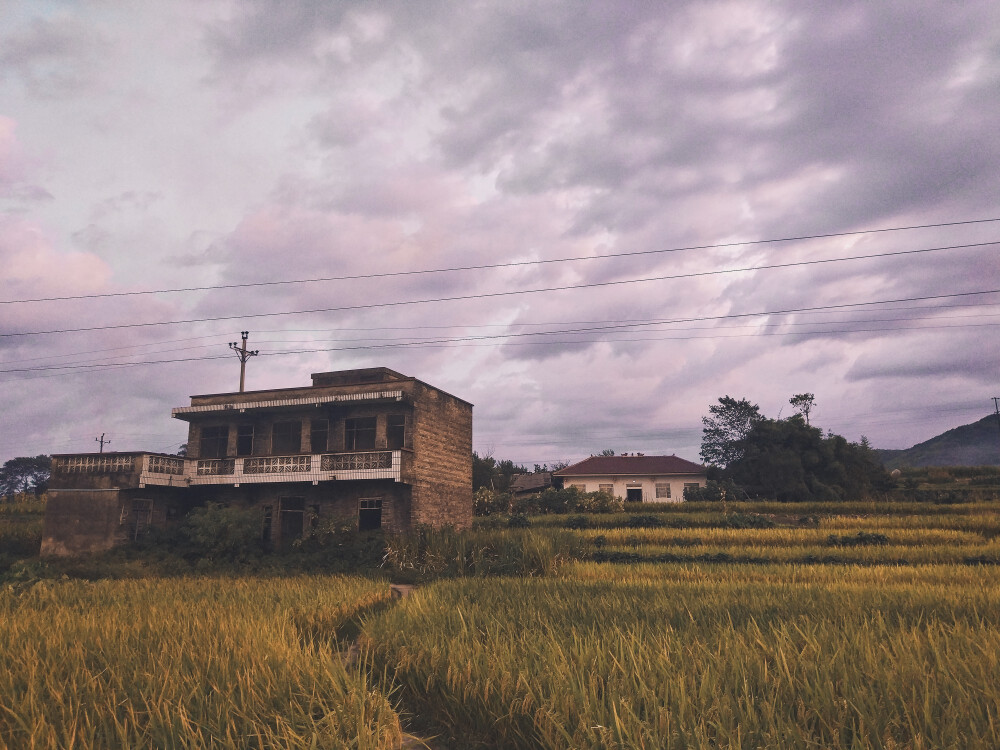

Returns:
359,497,383,531
345,417,377,451
200,425,229,458
626,487,643,503
387,415,406,450
272,421,302,454
309,503,320,529
310,419,329,454
262,505,273,542
279,497,305,541
236,424,254,456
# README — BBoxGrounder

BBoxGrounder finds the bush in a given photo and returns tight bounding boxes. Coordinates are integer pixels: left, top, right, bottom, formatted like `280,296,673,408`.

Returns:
513,487,624,515
474,488,512,516
682,480,743,502
507,513,531,528
625,515,665,529
565,515,591,529
179,503,265,561
827,531,890,547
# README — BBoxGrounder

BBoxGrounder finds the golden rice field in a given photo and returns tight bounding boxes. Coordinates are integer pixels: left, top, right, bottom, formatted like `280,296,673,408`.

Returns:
364,565,1000,749
0,576,402,749
3,499,1000,749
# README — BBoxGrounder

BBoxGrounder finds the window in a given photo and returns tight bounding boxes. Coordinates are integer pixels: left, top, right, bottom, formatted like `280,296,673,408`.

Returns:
200,425,229,458
656,483,671,499
387,414,406,449
598,483,614,495
570,483,586,492
310,419,329,454
683,482,700,499
345,417,377,450
236,424,254,456
359,497,383,531
272,421,302,454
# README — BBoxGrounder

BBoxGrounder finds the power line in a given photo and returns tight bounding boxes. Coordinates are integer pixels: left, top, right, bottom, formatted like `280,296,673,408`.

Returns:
3,216,998,305
3,288,999,377
3,241,997,339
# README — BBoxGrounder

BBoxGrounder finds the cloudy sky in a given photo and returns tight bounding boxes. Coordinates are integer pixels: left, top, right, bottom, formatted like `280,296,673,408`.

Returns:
2,1,999,468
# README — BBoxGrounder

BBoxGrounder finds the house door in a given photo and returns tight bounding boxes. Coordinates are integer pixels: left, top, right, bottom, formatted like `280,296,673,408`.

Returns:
128,499,153,540
626,487,643,503
279,497,305,541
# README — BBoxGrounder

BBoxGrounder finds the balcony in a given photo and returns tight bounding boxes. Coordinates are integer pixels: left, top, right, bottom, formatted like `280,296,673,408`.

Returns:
52,450,405,489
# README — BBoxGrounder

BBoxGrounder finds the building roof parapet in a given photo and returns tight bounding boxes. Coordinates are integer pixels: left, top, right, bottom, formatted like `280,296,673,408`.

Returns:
172,390,406,419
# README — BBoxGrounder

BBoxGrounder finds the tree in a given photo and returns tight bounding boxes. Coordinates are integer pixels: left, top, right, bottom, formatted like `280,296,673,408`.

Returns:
789,393,816,425
725,415,892,502
0,455,52,498
700,396,763,467
472,451,527,491
599,449,616,456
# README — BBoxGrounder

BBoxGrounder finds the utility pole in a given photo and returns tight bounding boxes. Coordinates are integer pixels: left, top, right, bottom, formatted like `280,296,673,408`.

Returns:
229,331,259,393
993,397,1000,458
95,433,110,453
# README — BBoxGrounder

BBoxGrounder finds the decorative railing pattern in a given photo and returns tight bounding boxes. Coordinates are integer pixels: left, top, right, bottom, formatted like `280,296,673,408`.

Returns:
196,459,235,476
57,455,135,473
244,455,311,474
145,455,185,475
321,451,393,471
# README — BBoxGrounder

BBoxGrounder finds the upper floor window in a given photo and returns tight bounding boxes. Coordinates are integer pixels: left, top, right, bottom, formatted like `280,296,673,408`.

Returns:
236,424,254,457
387,414,406,449
345,417,376,451
272,421,302,455
200,425,229,458
310,419,329,454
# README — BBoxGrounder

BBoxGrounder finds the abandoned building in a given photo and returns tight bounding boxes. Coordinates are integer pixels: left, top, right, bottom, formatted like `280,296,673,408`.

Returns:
41,367,473,556
553,454,706,503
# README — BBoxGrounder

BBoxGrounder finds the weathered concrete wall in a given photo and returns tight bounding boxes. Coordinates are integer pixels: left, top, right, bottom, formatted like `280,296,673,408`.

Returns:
410,383,473,529
41,489,124,556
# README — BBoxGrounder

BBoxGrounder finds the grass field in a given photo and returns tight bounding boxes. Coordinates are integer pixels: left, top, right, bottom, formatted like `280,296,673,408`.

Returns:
3,495,1000,748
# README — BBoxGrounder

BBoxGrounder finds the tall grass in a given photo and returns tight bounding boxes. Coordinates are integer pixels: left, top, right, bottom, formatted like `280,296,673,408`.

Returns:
0,575,402,749
363,568,1000,749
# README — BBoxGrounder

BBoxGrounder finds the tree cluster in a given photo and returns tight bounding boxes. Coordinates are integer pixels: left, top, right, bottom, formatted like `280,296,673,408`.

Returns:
1,455,51,499
700,396,893,502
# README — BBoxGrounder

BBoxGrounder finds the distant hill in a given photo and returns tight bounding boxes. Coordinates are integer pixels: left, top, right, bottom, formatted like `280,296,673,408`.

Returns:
876,415,1000,468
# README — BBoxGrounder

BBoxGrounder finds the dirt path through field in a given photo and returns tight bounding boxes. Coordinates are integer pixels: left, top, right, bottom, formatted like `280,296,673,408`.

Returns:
341,583,441,750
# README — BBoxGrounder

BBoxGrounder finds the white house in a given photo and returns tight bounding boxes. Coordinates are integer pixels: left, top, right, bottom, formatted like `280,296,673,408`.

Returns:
553,454,707,503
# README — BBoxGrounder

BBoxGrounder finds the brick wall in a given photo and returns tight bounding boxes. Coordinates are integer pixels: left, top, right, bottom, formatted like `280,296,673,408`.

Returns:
410,383,473,529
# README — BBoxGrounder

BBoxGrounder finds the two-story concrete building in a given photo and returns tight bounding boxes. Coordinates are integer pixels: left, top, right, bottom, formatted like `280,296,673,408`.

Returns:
42,367,473,556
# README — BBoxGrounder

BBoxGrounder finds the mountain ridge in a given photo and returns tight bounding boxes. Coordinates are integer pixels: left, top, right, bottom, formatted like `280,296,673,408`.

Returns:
875,414,1000,468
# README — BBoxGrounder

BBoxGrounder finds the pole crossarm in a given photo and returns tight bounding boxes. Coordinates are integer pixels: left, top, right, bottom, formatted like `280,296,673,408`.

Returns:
228,331,259,393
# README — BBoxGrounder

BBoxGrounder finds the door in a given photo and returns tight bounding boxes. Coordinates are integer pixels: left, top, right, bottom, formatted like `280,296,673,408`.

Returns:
358,497,383,531
626,487,643,503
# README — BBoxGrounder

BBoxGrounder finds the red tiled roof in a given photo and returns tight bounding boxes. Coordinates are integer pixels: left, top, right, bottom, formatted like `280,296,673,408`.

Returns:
554,455,704,477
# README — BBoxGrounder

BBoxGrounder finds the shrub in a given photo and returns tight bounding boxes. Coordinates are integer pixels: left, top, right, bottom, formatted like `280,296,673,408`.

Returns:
827,531,890,547
474,488,512,516
180,503,265,561
625,515,665,529
565,515,591,530
507,513,531,528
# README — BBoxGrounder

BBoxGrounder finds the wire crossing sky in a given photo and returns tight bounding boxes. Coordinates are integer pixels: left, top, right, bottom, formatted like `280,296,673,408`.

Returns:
1,0,999,464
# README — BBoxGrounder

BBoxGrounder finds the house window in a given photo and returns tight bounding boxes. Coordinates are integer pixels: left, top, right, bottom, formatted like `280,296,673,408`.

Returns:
345,417,377,451
656,483,671,499
272,421,302,454
310,419,329,454
200,425,229,458
359,497,383,531
387,414,406,450
236,424,254,456
570,484,586,492
683,482,701,499
598,484,614,495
